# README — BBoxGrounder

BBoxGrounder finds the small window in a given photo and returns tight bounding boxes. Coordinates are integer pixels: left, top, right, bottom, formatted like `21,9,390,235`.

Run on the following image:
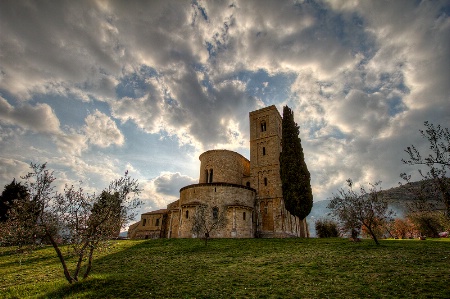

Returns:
155,218,160,226
243,212,246,220
209,169,213,183
262,147,266,155
264,177,268,186
212,207,219,220
246,182,250,187
185,210,189,219
261,121,267,132
142,218,147,226
264,205,268,215
205,169,209,183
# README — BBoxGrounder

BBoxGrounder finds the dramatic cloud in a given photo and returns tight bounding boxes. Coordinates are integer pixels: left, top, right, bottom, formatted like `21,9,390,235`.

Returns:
0,0,449,223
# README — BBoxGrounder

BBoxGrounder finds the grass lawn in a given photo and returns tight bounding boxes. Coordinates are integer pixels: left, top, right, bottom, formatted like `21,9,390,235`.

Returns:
0,238,449,298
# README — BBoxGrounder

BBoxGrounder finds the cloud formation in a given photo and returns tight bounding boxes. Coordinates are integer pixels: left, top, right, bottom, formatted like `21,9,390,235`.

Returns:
84,110,124,147
0,97,60,134
0,0,449,220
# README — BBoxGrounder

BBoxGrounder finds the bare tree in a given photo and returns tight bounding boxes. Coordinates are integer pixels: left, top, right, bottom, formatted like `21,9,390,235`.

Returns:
402,121,450,217
327,179,395,245
0,163,141,283
191,205,227,246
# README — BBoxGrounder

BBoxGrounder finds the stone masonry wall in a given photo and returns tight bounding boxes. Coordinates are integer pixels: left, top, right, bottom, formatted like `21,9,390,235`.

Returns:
199,150,250,185
133,212,166,239
177,183,256,238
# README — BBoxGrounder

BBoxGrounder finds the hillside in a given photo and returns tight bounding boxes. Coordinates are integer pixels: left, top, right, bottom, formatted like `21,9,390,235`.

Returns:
1,238,449,298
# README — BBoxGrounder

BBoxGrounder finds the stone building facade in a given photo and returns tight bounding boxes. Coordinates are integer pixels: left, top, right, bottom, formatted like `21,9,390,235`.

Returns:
128,105,309,239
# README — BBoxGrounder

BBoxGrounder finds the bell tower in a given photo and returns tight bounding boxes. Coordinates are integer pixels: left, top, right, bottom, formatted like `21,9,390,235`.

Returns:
249,105,283,235
249,105,308,237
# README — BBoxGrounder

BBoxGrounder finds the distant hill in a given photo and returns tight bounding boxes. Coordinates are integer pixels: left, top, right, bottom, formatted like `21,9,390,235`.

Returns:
380,179,445,216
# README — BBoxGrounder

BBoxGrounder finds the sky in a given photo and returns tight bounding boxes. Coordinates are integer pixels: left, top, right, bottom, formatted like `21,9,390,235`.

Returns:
1,0,449,220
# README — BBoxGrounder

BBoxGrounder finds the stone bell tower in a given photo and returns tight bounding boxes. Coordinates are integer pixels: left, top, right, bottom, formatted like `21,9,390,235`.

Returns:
249,105,308,237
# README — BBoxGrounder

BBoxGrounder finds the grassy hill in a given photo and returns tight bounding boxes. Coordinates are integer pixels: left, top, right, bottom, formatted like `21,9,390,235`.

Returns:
1,238,449,298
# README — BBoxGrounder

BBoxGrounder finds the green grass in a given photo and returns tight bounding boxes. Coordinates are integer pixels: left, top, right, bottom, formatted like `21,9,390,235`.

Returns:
1,238,449,298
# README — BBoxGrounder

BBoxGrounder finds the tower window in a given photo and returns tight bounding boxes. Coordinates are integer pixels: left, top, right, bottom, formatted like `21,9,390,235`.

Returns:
185,210,189,219
243,212,246,220
264,177,268,186
209,169,213,183
246,182,250,187
205,169,209,183
262,147,266,155
261,121,267,132
212,207,219,220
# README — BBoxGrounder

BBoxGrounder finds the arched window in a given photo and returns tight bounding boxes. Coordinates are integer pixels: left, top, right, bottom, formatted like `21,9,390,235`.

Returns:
261,121,267,132
246,181,250,187
264,177,268,186
205,169,209,183
212,207,219,220
155,218,160,226
185,210,189,219
262,147,266,155
243,212,246,220
209,169,213,183
142,218,147,226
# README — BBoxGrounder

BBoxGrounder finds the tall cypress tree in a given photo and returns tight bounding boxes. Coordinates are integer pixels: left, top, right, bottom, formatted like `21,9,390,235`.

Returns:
280,106,313,220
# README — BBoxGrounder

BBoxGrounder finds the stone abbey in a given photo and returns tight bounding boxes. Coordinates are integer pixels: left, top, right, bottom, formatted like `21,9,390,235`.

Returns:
128,105,309,239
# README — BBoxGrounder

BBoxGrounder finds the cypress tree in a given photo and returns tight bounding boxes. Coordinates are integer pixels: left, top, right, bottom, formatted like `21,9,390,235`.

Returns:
280,106,313,220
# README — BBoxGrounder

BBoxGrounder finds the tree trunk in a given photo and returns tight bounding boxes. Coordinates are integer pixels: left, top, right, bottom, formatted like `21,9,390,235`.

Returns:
204,232,209,246
46,232,74,284
83,244,95,279
366,226,380,245
73,241,89,281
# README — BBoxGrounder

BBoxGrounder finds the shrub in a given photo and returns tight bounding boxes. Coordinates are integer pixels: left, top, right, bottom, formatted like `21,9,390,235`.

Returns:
407,211,444,238
315,219,340,238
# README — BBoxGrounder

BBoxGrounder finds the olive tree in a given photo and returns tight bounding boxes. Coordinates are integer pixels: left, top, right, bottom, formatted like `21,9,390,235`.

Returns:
402,121,450,218
398,175,446,237
0,163,141,283
327,179,394,245
191,204,227,246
